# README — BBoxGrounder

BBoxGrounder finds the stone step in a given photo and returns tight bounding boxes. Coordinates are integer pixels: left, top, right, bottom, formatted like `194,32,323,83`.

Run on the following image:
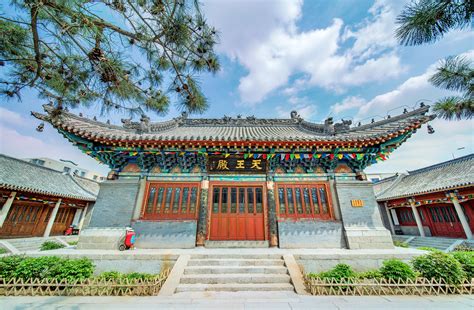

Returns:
191,253,283,259
205,241,270,248
180,273,291,284
187,258,285,267
176,283,295,292
184,266,288,275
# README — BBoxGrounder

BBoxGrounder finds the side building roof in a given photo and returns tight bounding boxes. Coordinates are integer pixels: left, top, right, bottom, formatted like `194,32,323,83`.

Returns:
375,154,474,201
0,154,98,201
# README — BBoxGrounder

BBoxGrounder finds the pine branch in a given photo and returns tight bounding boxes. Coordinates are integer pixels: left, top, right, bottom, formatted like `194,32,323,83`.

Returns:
433,96,474,120
396,0,473,46
429,55,474,96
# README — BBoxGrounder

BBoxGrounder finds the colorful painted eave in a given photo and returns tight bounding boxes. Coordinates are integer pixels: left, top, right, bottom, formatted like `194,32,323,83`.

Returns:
32,104,435,149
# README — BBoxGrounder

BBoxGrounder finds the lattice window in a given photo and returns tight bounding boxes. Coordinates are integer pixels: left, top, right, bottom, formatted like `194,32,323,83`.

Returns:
275,183,333,219
141,182,200,220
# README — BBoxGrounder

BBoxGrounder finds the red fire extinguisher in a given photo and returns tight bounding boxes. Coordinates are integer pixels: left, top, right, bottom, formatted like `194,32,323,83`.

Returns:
119,227,135,251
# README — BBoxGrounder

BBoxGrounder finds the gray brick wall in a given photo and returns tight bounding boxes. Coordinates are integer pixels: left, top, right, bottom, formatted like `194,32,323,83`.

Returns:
132,220,197,248
335,181,393,249
88,179,140,228
278,219,345,248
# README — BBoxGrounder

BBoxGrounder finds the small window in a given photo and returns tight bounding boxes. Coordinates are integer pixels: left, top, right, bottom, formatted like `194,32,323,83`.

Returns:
93,175,98,180
63,167,71,173
80,171,86,177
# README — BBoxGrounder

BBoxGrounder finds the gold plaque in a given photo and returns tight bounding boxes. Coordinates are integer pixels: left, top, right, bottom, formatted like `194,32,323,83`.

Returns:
351,199,364,207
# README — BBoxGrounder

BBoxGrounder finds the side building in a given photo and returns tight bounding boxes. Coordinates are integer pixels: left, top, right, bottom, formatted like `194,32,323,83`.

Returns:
374,154,473,239
0,154,98,238
25,157,106,181
33,103,434,249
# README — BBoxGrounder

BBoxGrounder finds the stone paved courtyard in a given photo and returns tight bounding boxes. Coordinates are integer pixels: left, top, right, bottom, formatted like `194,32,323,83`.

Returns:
1,292,472,309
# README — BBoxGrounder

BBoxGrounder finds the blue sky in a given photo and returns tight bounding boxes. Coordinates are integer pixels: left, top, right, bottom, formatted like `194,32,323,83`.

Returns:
1,0,473,176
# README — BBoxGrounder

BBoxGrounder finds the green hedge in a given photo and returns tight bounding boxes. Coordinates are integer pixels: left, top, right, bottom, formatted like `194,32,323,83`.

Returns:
380,259,416,281
97,271,156,280
40,241,65,251
412,252,466,284
0,255,94,280
451,251,474,280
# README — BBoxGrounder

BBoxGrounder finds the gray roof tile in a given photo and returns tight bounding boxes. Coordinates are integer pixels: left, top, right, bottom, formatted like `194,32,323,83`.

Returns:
0,154,97,201
375,154,474,200
33,104,434,144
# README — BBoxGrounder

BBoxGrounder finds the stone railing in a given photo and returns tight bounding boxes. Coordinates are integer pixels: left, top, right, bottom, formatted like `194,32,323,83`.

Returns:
0,270,169,296
305,277,474,295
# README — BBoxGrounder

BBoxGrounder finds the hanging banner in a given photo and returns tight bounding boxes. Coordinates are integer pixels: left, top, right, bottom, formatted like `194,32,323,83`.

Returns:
208,155,267,174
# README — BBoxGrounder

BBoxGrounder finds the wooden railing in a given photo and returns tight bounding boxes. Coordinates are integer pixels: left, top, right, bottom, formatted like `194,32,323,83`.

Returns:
305,277,474,296
0,270,169,296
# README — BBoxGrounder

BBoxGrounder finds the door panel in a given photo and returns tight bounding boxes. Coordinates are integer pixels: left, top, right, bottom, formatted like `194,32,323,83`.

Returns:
209,185,266,241
428,205,465,238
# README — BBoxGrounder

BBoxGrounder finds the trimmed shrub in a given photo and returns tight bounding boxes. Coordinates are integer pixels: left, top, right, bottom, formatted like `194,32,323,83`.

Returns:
0,255,25,280
393,240,408,248
40,241,65,251
319,264,356,280
412,251,466,284
48,257,94,281
451,251,474,279
125,272,155,280
98,271,122,280
379,259,416,281
0,256,94,280
67,241,78,246
356,270,383,280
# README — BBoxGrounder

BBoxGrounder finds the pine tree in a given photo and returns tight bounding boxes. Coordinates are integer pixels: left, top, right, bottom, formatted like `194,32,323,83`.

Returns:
0,0,220,117
396,0,473,120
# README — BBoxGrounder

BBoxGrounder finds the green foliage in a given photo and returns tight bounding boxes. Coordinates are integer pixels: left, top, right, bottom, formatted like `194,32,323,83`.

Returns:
412,251,466,284
0,247,8,254
356,270,383,280
417,246,440,252
451,252,474,279
67,241,78,246
396,1,473,121
98,271,122,280
393,240,409,248
40,241,66,251
1,0,220,116
396,0,472,46
0,256,94,280
318,264,356,281
379,259,416,281
0,255,25,280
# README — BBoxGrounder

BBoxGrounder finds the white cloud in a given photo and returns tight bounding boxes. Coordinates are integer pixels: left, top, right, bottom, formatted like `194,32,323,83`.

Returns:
330,96,366,114
203,0,406,104
0,107,26,127
0,118,110,175
276,95,317,119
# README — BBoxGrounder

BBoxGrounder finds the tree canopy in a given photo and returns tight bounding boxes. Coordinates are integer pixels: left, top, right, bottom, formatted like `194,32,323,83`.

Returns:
396,0,473,120
0,0,220,117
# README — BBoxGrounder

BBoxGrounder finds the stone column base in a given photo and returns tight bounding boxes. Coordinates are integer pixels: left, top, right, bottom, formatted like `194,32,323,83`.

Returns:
344,228,394,249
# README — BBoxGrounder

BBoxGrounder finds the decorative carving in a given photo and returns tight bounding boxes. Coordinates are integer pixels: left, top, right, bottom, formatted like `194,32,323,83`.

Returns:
122,163,140,173
290,110,300,119
324,117,335,135
334,119,352,132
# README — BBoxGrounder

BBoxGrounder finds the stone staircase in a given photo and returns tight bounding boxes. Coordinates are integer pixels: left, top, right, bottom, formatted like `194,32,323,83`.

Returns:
406,236,463,251
175,253,295,292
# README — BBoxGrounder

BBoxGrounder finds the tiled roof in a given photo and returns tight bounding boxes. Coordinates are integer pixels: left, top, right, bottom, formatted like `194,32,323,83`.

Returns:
32,104,434,145
0,154,97,201
375,154,474,201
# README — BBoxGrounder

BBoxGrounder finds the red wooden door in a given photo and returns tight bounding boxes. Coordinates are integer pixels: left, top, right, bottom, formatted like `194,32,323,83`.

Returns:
209,185,265,240
427,205,465,238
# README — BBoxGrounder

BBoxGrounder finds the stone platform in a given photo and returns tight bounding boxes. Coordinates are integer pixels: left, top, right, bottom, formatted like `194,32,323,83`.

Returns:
23,247,426,274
